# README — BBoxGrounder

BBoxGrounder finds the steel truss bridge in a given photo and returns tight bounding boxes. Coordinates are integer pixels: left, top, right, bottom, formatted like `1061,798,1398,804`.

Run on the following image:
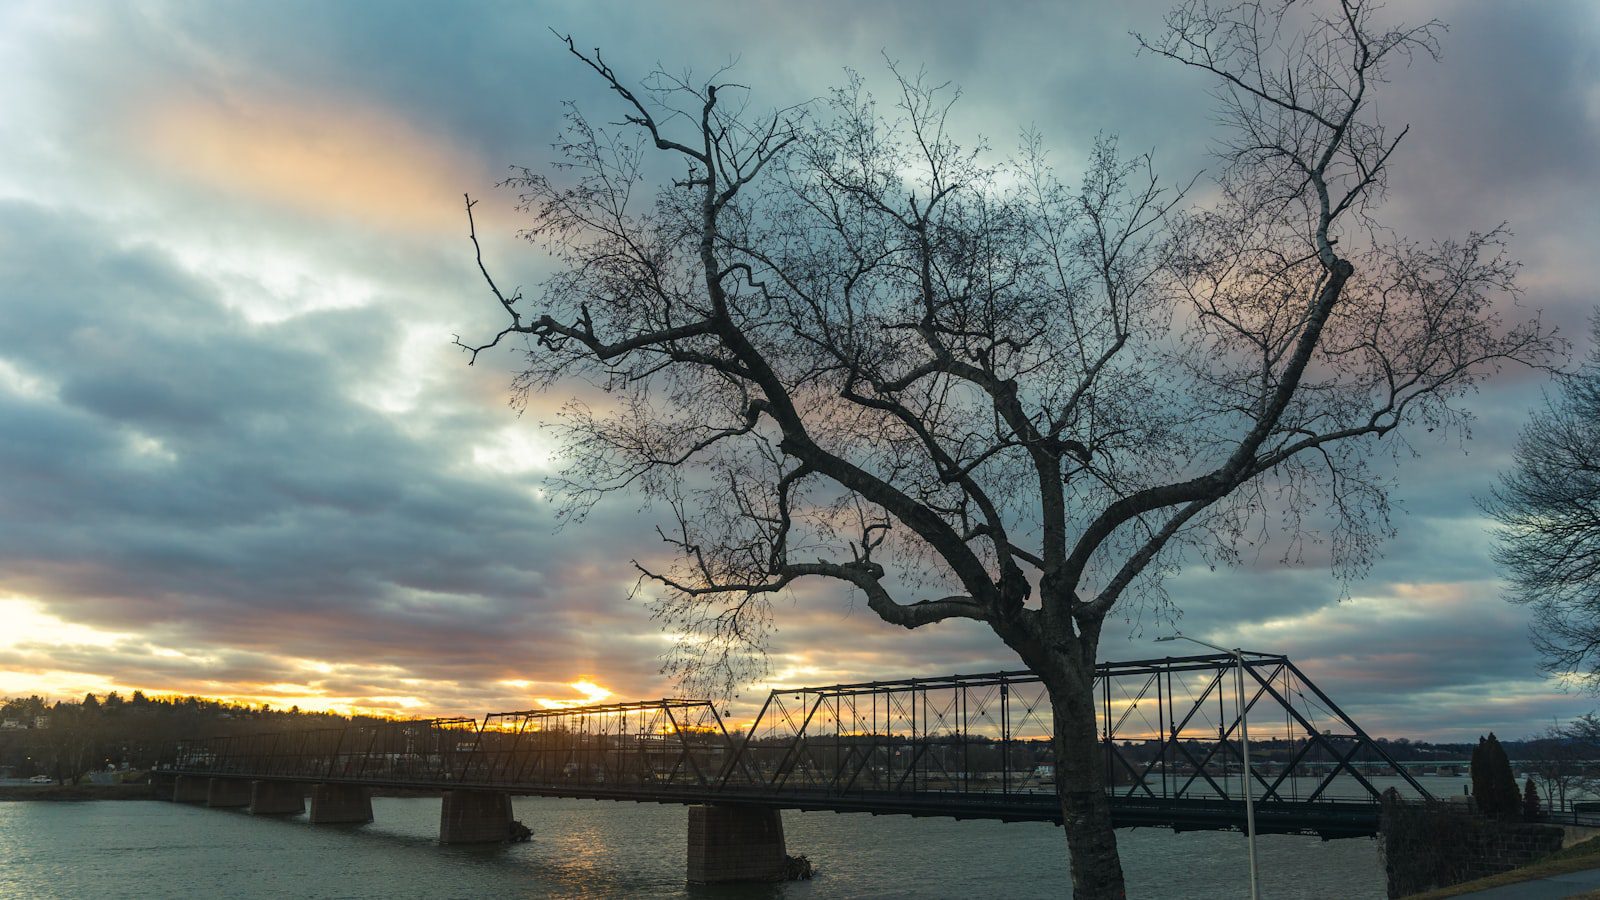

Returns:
167,652,1429,838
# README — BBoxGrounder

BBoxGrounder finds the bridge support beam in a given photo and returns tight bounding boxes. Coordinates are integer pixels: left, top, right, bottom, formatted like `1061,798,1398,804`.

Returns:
172,775,209,804
249,781,305,816
439,790,515,844
309,784,372,824
205,778,251,808
687,804,787,884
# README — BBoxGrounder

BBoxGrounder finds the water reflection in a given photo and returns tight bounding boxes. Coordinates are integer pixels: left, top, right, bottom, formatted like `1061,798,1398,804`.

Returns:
0,795,1387,898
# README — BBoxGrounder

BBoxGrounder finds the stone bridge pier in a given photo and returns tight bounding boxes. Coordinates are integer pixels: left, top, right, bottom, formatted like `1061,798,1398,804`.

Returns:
249,781,305,815
205,778,251,808
687,804,788,883
439,790,515,844
309,784,373,824
171,774,209,804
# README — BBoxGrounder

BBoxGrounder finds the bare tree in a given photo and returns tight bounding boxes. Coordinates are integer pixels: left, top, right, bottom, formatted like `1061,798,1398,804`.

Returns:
1486,316,1600,686
463,3,1556,894
1522,713,1600,814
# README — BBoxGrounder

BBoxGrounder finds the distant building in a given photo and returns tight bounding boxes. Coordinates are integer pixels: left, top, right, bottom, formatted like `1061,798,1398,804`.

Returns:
0,718,22,730
32,716,49,729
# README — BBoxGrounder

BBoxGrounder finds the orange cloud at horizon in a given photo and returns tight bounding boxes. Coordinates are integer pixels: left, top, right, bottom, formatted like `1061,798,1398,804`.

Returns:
0,670,428,720
134,88,477,232
0,597,456,717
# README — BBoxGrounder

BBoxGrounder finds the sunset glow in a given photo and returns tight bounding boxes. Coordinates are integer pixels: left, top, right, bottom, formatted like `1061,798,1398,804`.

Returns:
0,0,1594,749
135,92,474,231
536,680,614,710
3,5,1597,897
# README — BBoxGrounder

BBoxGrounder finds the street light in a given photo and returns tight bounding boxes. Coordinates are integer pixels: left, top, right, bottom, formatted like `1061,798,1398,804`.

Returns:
1156,632,1259,900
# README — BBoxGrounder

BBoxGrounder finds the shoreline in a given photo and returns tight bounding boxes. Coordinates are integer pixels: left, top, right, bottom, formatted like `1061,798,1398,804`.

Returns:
0,783,158,801
0,783,446,802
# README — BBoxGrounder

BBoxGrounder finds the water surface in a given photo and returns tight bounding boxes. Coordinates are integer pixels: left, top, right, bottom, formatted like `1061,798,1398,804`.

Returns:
0,796,1389,898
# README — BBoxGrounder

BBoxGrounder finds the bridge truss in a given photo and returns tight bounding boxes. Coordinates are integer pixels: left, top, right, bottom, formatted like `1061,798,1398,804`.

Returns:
169,653,1428,837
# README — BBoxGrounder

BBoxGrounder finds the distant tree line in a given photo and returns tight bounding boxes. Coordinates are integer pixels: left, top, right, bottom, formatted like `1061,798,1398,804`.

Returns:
0,692,375,784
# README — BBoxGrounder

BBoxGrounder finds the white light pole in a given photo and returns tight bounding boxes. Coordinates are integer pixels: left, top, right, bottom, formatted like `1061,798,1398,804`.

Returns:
1157,633,1259,900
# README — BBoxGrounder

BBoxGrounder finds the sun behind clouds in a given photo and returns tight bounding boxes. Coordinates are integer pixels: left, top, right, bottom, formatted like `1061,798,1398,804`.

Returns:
534,679,614,709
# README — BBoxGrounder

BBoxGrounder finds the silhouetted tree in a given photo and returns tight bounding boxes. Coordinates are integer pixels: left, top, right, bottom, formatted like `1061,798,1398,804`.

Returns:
464,4,1557,895
44,702,100,785
1473,734,1520,820
1486,316,1600,687
1524,777,1542,821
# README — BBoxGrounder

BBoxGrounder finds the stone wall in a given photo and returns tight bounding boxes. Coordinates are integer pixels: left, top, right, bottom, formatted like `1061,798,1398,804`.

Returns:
1379,795,1564,897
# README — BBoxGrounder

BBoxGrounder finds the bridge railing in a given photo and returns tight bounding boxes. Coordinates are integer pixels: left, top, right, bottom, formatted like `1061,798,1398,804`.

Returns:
723,672,1057,795
452,700,734,788
167,652,1431,813
717,654,1433,807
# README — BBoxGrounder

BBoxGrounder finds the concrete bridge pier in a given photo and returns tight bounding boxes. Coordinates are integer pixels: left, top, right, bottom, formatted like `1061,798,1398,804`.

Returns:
686,804,788,884
309,784,373,824
249,781,305,815
439,790,515,844
205,778,251,808
171,775,209,804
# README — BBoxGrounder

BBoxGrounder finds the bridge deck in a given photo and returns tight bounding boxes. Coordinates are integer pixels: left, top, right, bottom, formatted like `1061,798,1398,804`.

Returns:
163,653,1422,839
182,771,1384,837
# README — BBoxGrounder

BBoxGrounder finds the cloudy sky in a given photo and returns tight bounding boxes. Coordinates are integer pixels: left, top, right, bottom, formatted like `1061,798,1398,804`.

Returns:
1,0,1596,741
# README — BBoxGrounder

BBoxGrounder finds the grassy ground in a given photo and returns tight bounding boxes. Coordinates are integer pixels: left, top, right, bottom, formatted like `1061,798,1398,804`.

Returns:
1407,836,1600,898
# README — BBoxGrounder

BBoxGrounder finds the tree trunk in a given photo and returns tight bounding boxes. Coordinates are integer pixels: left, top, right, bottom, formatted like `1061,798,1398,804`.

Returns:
1047,674,1126,899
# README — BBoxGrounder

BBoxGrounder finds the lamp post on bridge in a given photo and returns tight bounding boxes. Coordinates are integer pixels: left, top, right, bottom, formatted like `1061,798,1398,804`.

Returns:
1156,633,1259,900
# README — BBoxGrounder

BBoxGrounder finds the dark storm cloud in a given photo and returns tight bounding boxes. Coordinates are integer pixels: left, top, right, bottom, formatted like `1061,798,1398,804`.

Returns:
0,198,667,697
0,643,298,691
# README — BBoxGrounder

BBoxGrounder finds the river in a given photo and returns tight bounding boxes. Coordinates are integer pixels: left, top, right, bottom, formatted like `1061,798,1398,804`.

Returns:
0,790,1412,899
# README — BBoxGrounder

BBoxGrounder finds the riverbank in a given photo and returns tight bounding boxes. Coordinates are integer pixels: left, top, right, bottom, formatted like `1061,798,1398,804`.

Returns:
1,782,452,802
0,783,156,801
